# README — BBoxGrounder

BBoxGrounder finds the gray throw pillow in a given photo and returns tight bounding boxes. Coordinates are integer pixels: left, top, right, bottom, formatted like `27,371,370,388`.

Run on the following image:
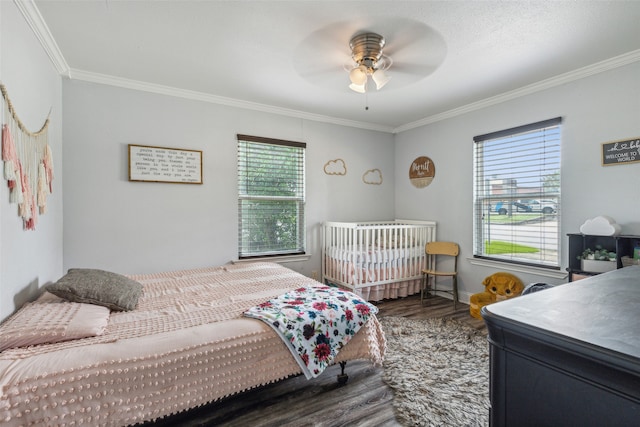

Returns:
47,268,143,311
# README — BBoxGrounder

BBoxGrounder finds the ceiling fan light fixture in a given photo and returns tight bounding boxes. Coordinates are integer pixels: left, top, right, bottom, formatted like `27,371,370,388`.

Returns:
346,32,392,93
349,82,367,93
372,69,391,90
349,65,368,85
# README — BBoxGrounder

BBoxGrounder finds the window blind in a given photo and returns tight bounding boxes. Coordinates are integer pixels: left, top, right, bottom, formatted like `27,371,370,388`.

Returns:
473,118,562,268
237,134,306,258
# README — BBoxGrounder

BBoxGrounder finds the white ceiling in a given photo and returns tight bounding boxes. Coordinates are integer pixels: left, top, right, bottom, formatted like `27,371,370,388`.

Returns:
29,0,640,133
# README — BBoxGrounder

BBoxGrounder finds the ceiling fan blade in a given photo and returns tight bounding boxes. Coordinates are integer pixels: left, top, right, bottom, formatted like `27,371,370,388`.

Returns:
392,62,440,76
293,21,356,84
368,17,447,78
293,17,447,90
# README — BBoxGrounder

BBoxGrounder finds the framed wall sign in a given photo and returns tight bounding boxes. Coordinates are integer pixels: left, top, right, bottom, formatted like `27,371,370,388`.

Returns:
601,137,640,166
409,156,435,188
128,144,203,184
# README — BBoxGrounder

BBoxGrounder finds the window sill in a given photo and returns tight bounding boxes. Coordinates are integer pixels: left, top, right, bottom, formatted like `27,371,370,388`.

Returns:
233,254,311,264
467,257,568,280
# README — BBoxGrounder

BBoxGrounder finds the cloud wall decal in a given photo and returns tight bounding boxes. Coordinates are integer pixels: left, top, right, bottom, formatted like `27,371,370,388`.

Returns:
324,159,347,175
363,169,383,185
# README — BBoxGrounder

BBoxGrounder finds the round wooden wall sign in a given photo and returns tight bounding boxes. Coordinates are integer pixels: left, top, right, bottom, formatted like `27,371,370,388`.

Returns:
409,156,435,188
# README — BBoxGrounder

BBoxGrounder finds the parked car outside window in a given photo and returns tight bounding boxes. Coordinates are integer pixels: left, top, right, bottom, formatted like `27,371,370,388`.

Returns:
519,199,557,214
494,201,531,215
494,199,557,215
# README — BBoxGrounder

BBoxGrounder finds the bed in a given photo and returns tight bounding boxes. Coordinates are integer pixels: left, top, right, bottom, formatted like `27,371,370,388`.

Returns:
0,262,385,426
322,220,437,301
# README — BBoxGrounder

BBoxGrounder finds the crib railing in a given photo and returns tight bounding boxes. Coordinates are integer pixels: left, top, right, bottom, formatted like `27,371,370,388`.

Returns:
321,220,437,296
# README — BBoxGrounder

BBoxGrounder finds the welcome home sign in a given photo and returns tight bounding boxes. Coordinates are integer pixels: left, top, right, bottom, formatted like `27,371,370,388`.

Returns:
602,137,640,166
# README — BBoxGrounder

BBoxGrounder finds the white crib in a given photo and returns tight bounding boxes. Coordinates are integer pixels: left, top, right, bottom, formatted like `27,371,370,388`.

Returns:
322,220,437,301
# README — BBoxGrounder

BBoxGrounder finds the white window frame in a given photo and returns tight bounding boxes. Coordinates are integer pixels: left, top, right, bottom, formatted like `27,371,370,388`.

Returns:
473,118,562,270
237,134,306,259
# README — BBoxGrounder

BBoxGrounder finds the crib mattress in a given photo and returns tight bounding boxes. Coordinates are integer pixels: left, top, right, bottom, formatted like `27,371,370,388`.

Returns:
326,244,424,263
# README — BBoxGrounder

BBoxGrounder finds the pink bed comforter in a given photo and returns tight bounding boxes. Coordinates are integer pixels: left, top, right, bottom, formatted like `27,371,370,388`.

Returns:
0,262,385,426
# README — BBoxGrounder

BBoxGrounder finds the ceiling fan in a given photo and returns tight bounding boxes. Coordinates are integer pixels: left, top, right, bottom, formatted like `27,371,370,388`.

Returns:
345,32,392,93
293,18,447,93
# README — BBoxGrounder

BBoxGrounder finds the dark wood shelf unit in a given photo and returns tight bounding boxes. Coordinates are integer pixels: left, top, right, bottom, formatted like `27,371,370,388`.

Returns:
567,233,640,281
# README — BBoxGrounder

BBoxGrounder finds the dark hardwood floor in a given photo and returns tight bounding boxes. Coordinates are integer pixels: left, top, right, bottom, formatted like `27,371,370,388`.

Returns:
145,295,486,427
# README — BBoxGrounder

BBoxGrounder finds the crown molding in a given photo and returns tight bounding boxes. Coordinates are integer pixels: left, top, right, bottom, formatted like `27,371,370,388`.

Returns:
61,49,640,135
19,0,640,135
18,0,390,133
393,49,640,133
67,69,396,133
14,0,70,76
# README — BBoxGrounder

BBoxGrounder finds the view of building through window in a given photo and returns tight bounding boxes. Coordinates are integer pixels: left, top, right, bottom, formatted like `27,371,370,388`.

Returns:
473,118,562,268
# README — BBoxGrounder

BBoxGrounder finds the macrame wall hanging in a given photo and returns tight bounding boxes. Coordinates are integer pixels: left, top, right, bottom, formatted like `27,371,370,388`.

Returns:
1,83,54,230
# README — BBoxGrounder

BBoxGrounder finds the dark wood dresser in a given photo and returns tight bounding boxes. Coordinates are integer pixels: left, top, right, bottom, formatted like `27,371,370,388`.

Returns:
482,266,640,426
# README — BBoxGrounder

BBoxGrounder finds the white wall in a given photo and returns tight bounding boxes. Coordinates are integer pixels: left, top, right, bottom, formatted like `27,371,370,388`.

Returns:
394,62,640,301
0,2,63,320
62,80,396,277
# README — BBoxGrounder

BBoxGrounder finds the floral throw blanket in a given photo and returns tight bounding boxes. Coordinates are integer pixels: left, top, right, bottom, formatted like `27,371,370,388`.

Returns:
243,285,378,379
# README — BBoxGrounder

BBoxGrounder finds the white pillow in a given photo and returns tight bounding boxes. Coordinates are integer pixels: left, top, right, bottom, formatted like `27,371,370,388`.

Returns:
0,292,110,352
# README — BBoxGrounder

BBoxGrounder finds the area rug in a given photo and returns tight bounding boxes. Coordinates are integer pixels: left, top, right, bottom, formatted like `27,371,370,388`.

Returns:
379,316,490,427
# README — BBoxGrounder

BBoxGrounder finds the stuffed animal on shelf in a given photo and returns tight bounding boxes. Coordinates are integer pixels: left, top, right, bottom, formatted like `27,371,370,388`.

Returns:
469,272,524,319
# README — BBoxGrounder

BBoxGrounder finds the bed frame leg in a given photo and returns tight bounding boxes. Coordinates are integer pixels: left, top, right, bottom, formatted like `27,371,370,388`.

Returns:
337,361,348,385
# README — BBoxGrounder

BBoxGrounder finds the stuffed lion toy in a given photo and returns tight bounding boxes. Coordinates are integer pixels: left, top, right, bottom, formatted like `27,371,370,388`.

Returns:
469,272,524,319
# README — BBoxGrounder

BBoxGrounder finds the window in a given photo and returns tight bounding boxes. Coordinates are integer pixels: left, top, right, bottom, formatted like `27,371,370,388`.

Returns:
473,118,562,268
237,134,306,258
